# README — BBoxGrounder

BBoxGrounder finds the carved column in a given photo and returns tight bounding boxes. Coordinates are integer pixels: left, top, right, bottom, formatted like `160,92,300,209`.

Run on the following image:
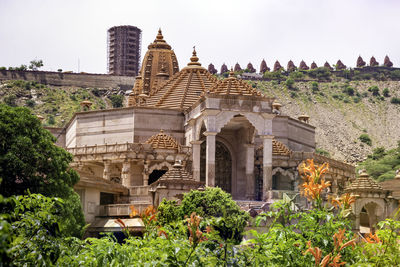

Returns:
103,161,111,180
261,135,274,201
245,144,255,199
142,161,149,186
204,131,217,187
191,140,202,182
121,161,130,187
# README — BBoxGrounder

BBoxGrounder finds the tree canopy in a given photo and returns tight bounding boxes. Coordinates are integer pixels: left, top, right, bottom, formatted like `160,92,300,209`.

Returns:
0,104,85,236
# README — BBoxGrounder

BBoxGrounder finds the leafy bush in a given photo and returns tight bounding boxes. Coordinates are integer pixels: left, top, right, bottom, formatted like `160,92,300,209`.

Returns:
109,94,124,108
0,104,85,237
47,115,55,125
342,86,355,96
359,133,372,146
25,99,35,107
311,81,319,92
315,148,330,157
289,71,304,80
285,78,295,89
3,94,17,107
391,97,400,104
368,85,380,96
382,88,390,97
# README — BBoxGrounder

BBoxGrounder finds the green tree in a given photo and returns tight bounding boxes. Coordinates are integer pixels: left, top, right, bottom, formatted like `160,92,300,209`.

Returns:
109,94,124,108
359,133,372,146
28,59,43,71
0,104,85,237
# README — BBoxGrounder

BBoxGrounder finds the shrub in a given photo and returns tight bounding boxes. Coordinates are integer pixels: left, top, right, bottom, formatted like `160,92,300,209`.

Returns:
47,115,55,125
285,78,295,89
353,96,361,103
315,148,330,157
343,86,355,96
25,99,35,107
382,88,390,97
368,85,380,96
109,94,124,108
311,81,319,92
390,97,400,104
289,71,304,80
0,66,6,71
359,133,372,146
91,88,100,97
3,94,17,107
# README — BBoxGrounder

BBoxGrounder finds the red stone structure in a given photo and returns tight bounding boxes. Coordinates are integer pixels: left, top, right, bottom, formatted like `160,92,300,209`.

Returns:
220,63,228,74
247,62,256,73
260,59,270,73
310,62,318,69
299,60,309,70
356,56,366,68
370,56,379,67
208,63,217,74
384,56,393,67
335,60,346,70
234,63,242,72
273,61,283,72
287,60,296,72
324,62,333,70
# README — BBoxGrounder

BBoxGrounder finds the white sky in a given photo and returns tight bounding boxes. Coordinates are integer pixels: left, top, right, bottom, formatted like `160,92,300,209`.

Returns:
1,0,399,74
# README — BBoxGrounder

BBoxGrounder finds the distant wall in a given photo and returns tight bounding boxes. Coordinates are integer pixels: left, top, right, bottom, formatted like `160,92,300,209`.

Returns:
0,70,135,89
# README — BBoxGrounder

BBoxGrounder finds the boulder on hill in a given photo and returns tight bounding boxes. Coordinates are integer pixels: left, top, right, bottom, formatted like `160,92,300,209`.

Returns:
384,55,393,67
370,56,379,67
356,56,366,67
287,60,296,72
208,63,217,74
299,60,309,70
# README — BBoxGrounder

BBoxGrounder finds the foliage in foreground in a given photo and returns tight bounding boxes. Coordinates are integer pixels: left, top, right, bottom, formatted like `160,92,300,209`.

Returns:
2,160,400,266
0,104,85,237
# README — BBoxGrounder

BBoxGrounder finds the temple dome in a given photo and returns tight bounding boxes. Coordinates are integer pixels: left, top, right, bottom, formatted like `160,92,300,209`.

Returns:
257,140,292,157
128,29,179,106
205,70,267,98
145,130,180,150
139,48,217,111
345,170,384,193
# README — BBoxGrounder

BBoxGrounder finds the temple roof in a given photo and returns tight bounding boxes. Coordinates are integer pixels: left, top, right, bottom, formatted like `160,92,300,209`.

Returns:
142,49,217,110
257,139,292,156
128,29,179,102
145,130,180,150
345,170,384,193
204,70,266,98
161,163,193,180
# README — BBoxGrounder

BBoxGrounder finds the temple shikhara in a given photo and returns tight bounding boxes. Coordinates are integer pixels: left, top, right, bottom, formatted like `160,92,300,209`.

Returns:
53,30,398,233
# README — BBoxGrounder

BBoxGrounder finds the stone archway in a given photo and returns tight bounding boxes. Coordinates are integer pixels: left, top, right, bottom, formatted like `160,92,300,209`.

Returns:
200,140,232,193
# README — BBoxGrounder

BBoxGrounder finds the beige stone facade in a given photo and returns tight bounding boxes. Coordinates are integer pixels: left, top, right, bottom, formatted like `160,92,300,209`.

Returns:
50,30,386,230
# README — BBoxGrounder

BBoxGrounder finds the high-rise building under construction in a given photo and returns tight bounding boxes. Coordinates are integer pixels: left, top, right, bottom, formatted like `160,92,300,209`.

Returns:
107,25,141,76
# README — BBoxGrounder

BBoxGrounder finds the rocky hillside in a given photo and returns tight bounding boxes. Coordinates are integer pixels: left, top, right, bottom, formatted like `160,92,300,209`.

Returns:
253,79,400,163
0,80,126,126
1,78,399,164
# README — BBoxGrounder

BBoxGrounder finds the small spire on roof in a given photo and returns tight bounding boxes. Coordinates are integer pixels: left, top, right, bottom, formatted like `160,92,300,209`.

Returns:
156,28,163,40
229,68,235,77
188,46,201,66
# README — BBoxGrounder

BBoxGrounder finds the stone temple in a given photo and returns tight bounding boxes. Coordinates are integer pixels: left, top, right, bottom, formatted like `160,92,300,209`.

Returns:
53,29,398,233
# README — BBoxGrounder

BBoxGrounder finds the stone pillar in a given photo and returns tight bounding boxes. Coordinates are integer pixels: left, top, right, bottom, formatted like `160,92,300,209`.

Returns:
245,144,255,200
103,161,111,180
261,135,274,201
204,131,217,187
121,161,130,187
191,140,202,182
142,161,149,186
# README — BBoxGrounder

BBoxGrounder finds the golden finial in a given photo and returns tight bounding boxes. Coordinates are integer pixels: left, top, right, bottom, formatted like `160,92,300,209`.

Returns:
156,28,164,40
187,46,201,66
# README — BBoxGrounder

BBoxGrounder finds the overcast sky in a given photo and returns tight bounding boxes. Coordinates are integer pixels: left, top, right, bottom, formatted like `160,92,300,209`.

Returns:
1,0,399,74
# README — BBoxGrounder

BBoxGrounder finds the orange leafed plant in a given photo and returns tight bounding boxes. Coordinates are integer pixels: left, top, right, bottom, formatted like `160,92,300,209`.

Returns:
187,212,207,247
365,232,381,244
300,159,331,207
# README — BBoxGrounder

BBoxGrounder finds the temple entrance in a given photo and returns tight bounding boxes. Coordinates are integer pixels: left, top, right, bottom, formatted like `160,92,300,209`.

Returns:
200,140,232,193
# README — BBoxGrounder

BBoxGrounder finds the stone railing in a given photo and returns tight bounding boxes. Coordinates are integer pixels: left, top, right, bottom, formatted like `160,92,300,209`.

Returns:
67,143,153,155
67,142,192,156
